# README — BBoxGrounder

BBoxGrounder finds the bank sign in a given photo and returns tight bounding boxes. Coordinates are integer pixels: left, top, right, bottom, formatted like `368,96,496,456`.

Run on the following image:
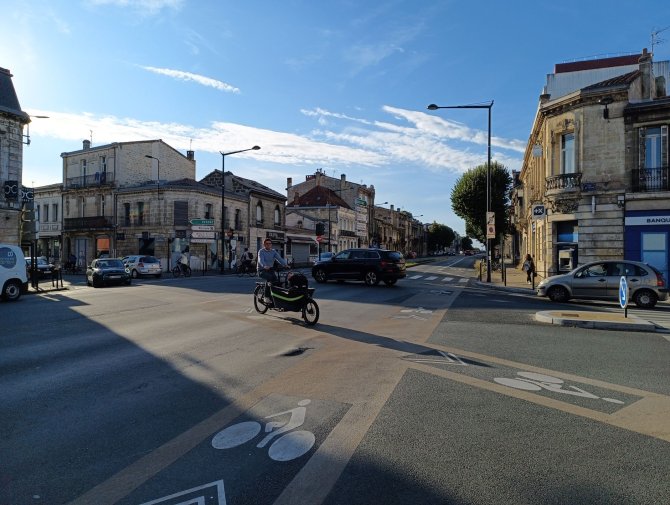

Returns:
625,215,670,226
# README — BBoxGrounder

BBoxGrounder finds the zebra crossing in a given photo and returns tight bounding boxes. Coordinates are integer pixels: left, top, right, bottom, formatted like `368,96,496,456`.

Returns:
407,274,470,284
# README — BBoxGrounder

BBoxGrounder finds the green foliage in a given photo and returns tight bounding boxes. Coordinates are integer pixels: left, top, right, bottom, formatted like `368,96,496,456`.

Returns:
427,222,456,252
450,161,512,244
461,236,474,250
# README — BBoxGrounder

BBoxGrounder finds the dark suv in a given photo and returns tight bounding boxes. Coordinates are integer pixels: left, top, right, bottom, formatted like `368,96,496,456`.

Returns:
311,248,406,286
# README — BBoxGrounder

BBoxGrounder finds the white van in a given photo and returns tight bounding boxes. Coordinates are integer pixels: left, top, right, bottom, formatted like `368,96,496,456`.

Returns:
0,244,28,301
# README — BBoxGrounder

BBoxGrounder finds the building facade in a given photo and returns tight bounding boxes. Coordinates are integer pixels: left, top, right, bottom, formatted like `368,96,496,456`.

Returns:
513,49,670,280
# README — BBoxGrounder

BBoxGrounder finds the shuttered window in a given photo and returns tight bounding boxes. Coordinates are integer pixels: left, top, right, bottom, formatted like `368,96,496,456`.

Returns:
174,201,189,226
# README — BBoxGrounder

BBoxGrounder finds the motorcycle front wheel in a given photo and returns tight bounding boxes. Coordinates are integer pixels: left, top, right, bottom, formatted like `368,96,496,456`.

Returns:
253,284,269,314
302,298,319,326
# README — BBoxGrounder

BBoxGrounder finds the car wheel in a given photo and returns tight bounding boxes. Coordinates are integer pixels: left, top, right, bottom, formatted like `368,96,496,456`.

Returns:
156,273,162,278
131,269,139,279
2,280,22,301
383,279,397,286
364,270,379,286
633,289,657,308
92,277,102,288
313,268,328,283
547,285,569,303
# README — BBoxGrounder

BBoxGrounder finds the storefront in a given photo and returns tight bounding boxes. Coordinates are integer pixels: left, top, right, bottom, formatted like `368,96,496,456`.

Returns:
624,210,670,281
286,234,317,265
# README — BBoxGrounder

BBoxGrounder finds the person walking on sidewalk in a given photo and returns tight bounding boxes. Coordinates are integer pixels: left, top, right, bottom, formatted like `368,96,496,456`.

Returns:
522,254,535,284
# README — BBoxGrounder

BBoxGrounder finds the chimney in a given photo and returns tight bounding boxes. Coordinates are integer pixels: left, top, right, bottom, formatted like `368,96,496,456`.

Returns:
639,47,653,100
186,150,195,160
287,177,292,189
83,139,91,150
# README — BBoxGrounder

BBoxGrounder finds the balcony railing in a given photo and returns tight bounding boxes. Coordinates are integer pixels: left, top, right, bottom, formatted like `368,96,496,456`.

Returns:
546,172,582,192
632,166,669,192
64,216,114,230
66,172,115,189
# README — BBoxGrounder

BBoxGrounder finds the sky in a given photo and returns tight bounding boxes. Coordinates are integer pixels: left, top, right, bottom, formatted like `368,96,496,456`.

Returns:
3,0,670,238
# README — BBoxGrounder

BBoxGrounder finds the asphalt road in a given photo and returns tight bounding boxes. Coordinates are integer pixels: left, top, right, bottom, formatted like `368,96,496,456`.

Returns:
1,260,669,504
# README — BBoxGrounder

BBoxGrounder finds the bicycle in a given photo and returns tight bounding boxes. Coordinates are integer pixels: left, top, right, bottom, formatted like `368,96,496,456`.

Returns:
171,263,192,277
236,261,257,277
253,269,319,326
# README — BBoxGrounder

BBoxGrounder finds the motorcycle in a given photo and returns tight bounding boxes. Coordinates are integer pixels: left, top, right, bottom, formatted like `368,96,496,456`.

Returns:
253,269,319,326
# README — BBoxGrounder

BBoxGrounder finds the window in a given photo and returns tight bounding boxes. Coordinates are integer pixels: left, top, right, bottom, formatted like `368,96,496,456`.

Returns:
100,195,106,217
639,126,668,190
174,201,189,226
137,202,144,226
52,203,58,222
124,203,130,226
43,204,49,222
561,133,575,174
642,232,668,281
235,209,241,229
205,203,212,220
274,206,281,226
256,202,263,224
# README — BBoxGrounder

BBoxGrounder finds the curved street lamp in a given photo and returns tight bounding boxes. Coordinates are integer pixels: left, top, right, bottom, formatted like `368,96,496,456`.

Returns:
427,101,493,282
220,145,261,273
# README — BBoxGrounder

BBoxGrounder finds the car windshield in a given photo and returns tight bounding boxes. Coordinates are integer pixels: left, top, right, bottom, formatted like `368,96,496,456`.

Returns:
102,259,124,268
141,256,159,263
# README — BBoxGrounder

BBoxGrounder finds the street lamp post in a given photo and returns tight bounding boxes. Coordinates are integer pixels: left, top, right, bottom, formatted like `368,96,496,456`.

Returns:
427,101,494,282
219,145,261,274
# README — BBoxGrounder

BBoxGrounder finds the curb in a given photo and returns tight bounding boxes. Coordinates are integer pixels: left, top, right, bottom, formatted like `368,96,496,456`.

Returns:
535,310,655,332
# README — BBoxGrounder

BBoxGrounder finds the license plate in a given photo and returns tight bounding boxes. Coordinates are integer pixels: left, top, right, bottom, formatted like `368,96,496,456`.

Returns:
109,275,120,279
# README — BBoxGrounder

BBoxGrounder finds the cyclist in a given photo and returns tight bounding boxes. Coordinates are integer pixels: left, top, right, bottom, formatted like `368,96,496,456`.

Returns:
179,248,190,274
241,247,254,273
257,238,287,297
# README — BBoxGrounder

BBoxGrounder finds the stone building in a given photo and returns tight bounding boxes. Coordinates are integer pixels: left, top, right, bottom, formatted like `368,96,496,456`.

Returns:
60,139,196,268
513,49,670,280
0,67,30,244
287,169,374,248
33,183,63,262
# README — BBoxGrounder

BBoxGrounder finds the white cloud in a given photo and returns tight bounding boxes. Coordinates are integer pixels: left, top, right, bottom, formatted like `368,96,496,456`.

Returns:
86,0,184,14
140,66,240,93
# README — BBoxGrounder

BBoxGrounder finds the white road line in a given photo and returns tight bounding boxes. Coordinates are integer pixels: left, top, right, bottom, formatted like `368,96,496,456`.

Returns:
459,278,468,283
409,275,423,279
425,276,438,281
442,277,454,282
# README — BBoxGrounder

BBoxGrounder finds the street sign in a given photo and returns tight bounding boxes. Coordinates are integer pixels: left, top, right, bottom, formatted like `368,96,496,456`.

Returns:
486,212,495,239
316,236,323,242
532,204,545,219
191,225,215,231
619,276,628,309
190,238,214,244
190,218,215,226
191,231,216,239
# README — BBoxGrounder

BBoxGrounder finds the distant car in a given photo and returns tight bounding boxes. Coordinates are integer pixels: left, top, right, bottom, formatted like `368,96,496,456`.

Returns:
25,257,55,278
122,255,162,278
86,258,132,287
536,260,668,308
312,248,406,286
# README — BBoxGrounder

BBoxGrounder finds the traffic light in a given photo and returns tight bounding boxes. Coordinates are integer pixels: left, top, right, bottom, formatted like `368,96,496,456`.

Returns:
315,222,325,236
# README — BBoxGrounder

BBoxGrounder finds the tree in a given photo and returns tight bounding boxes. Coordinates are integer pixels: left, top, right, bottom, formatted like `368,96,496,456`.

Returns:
450,161,512,245
461,236,474,251
427,223,456,253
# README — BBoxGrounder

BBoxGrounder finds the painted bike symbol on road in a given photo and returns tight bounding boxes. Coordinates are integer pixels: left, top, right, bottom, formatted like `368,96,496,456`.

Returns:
211,399,315,461
494,372,624,404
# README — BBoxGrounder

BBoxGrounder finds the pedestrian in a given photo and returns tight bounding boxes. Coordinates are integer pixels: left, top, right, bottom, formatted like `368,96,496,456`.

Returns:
522,254,535,284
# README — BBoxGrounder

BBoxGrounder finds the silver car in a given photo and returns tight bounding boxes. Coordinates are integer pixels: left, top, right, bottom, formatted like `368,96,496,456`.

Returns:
536,260,668,308
121,255,163,278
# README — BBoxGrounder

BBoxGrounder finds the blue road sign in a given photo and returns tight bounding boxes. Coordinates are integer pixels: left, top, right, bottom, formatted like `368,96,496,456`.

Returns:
619,276,628,309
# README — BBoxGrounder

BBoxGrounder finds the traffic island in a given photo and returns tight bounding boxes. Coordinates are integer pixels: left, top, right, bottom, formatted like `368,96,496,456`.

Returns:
535,310,656,332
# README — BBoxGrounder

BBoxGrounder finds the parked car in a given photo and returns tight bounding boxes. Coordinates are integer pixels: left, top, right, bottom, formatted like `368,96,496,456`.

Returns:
86,258,132,287
25,256,55,278
312,248,406,286
536,260,668,308
1,244,28,301
122,255,162,278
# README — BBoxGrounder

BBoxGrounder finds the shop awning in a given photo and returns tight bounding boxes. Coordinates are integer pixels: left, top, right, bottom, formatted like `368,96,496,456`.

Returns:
287,234,317,244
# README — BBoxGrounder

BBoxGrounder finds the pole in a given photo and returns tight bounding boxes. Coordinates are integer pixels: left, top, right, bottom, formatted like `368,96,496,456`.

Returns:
486,104,492,283
220,155,226,274
218,146,261,275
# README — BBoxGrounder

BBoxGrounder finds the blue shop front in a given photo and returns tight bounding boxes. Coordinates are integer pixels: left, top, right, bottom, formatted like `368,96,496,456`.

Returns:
624,210,670,281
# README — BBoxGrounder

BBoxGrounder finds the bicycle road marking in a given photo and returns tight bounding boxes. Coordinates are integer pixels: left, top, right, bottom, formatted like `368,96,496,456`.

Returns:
404,345,670,443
